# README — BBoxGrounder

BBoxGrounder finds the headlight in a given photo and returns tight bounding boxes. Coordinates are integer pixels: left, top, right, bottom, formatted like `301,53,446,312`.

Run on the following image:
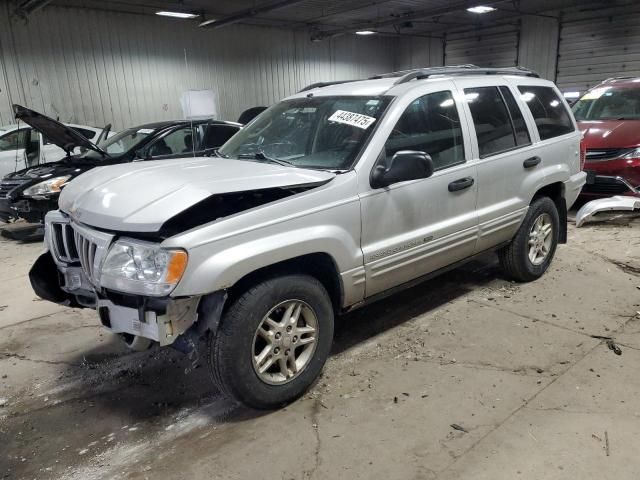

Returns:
622,147,640,160
100,239,188,296
22,176,71,197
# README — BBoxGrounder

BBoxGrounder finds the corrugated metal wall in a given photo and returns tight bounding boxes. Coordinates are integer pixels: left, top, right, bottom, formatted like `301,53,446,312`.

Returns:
395,36,444,70
445,24,520,67
0,5,397,129
557,4,640,92
518,15,559,80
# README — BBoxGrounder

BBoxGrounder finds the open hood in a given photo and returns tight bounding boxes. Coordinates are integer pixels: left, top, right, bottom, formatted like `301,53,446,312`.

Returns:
13,104,107,156
59,157,335,232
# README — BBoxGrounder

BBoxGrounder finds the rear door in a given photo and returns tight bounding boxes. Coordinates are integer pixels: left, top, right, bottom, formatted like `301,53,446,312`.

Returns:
454,78,542,252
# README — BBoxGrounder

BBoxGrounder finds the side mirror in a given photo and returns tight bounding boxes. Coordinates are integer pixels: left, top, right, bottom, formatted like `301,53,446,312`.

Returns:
370,150,434,189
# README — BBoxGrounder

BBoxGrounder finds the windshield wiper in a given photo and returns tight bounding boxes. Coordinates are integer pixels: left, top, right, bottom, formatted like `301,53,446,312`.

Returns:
237,151,294,167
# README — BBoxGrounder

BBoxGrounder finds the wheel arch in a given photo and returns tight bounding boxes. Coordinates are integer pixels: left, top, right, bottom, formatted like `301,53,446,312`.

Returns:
531,181,567,244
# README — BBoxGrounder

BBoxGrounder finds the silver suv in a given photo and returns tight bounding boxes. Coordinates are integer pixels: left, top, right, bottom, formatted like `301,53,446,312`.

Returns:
30,66,586,409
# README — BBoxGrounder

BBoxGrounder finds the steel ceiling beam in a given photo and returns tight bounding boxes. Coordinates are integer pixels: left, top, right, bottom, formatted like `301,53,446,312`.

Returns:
199,0,309,29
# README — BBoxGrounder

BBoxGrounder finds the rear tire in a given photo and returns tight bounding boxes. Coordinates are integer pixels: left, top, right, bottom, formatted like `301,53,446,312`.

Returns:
207,274,334,409
499,196,560,282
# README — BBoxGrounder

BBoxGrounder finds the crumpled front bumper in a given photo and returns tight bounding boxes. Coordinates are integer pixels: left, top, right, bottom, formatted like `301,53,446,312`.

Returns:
30,249,200,346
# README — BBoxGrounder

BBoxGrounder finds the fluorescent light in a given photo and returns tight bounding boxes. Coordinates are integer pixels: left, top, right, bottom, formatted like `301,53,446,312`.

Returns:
355,30,376,35
563,91,581,99
467,5,496,14
156,11,199,19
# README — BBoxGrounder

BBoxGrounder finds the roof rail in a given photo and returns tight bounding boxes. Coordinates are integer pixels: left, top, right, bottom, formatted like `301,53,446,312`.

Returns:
392,65,539,85
603,76,637,83
298,80,359,93
369,64,479,79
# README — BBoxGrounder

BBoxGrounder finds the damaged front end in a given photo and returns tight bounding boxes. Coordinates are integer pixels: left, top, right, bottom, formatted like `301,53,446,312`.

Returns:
30,211,226,355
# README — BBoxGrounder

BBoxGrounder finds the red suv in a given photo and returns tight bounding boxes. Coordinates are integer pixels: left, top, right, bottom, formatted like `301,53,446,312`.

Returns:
572,77,640,198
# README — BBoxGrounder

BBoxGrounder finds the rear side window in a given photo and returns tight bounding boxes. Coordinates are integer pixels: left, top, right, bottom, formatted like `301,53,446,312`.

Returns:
499,86,531,146
464,86,518,158
385,90,465,171
517,86,574,140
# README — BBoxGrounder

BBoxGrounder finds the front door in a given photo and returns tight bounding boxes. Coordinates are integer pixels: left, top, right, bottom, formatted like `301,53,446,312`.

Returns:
0,128,29,177
359,87,479,297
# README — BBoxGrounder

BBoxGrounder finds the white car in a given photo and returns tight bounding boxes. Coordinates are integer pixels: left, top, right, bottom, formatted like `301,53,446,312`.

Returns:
0,120,113,179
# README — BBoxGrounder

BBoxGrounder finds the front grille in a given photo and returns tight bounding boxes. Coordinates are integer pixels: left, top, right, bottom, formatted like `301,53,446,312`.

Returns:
585,148,634,162
74,230,98,280
583,182,631,195
46,211,114,285
0,179,28,198
50,222,80,263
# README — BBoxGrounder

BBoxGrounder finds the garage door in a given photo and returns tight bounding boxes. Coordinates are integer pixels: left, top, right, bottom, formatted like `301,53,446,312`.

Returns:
557,5,640,93
445,24,519,68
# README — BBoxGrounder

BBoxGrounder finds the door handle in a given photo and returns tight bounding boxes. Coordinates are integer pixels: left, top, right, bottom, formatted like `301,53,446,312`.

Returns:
448,177,475,192
523,156,541,168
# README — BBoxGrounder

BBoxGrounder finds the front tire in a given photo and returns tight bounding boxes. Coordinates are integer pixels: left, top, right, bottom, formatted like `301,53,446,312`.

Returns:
207,274,334,409
499,196,560,282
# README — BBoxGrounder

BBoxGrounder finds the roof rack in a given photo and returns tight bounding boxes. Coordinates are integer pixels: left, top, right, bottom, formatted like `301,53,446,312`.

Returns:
297,65,539,93
369,64,480,79
391,65,539,85
298,80,359,93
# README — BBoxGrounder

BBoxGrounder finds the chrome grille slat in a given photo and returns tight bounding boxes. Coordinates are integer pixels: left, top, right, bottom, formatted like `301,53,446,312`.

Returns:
46,211,114,286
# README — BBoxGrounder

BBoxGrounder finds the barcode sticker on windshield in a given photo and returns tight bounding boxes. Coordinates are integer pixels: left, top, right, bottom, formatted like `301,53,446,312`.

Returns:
328,110,376,130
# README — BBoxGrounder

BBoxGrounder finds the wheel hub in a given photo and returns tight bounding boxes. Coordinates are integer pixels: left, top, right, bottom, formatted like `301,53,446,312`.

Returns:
528,213,553,266
252,300,318,385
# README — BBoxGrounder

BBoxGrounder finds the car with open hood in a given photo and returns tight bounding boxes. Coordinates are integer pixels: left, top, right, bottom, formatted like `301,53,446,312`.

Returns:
572,77,640,199
29,66,586,409
0,115,111,179
0,105,242,223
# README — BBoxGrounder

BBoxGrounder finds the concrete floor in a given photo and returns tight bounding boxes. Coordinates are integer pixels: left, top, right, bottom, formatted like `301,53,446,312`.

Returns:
1,217,640,480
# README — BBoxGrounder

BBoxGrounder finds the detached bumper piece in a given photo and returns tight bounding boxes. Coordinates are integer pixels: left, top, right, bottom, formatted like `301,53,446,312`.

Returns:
575,196,640,227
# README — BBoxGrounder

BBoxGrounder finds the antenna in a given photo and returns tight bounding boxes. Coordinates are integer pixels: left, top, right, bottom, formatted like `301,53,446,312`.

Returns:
184,48,197,159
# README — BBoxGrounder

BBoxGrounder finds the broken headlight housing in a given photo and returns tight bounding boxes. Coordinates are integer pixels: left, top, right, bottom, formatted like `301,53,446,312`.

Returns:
100,239,188,296
22,175,71,198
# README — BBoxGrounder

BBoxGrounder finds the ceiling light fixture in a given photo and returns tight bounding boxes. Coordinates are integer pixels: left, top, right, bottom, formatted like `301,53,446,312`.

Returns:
466,5,497,14
156,11,199,19
355,30,377,35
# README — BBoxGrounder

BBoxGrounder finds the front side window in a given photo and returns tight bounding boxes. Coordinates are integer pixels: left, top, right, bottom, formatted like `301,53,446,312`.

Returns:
0,129,29,152
384,90,464,170
465,86,518,157
148,126,200,158
518,86,574,140
218,96,391,170
572,86,640,121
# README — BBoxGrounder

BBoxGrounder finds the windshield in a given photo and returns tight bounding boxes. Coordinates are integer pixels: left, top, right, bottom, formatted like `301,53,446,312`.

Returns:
573,86,640,121
81,127,153,160
218,96,391,170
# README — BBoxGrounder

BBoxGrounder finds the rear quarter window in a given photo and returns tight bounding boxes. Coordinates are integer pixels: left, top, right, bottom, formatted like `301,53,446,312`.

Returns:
518,86,574,140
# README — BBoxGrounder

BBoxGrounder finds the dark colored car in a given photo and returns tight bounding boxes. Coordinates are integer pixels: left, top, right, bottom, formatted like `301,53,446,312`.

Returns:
0,105,242,223
572,78,640,198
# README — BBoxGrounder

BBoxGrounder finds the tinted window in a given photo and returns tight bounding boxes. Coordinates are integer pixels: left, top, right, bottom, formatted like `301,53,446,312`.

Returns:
465,87,517,157
518,86,574,140
203,124,239,149
385,91,464,171
75,128,97,140
0,129,28,152
499,86,531,146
